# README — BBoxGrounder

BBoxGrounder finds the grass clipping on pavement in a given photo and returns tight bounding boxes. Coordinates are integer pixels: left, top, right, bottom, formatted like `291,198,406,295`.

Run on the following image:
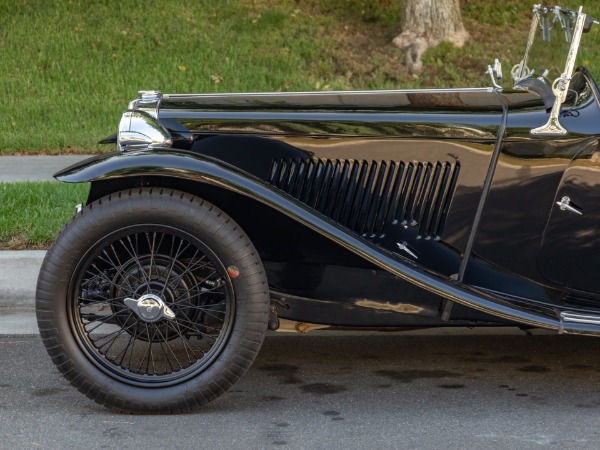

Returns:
0,182,89,250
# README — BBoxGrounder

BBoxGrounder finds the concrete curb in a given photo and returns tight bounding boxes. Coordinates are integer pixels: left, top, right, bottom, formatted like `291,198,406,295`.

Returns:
0,251,45,309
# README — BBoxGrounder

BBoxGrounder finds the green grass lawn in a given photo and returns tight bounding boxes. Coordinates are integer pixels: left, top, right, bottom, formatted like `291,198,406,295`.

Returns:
1,0,600,248
0,182,89,249
1,0,599,153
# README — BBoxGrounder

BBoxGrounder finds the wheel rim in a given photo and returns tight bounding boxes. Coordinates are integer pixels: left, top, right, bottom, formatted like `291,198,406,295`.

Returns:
68,225,235,386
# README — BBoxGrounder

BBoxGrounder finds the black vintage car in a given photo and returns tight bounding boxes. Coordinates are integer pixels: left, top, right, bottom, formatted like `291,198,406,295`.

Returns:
36,5,600,413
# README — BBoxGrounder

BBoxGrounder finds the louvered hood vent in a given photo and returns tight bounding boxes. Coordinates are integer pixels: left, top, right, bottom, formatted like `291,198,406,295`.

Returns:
268,158,460,239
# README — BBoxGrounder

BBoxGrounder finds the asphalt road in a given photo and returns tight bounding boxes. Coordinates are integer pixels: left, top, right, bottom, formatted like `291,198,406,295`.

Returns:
2,156,600,448
2,332,600,449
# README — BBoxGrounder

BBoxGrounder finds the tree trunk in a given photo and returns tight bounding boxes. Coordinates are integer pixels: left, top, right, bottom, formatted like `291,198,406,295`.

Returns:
393,0,469,73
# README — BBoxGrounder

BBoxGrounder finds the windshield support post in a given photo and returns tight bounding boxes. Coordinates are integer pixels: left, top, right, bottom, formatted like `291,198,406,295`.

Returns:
531,7,587,136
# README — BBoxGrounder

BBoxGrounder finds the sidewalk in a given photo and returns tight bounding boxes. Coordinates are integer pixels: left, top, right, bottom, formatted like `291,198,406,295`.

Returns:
0,155,89,181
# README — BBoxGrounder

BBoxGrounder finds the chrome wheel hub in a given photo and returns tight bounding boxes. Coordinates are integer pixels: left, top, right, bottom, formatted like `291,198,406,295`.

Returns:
124,294,175,323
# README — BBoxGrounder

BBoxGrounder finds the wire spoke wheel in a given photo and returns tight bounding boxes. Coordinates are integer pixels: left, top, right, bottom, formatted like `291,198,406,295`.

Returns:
36,189,269,413
71,226,234,385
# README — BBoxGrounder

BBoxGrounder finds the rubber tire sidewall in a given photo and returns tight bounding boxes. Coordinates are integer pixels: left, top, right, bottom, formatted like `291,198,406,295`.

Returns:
36,189,269,414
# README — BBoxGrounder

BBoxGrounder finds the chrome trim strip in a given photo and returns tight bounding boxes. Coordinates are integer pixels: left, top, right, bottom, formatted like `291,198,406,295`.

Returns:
561,312,600,325
162,87,495,100
559,311,600,335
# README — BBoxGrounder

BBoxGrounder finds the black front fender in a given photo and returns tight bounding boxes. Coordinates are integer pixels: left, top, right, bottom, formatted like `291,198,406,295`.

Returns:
55,149,588,334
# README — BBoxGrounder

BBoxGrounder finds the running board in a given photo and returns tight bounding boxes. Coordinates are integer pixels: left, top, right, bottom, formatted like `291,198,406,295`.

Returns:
559,312,600,336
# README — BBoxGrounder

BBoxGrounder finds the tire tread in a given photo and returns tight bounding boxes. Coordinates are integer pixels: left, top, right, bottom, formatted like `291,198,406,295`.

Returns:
36,188,269,414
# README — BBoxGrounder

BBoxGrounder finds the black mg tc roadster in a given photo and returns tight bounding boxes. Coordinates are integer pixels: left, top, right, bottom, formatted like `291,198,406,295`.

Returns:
36,5,600,413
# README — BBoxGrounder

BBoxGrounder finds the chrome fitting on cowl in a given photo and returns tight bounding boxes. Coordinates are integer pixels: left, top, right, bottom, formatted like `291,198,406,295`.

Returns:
128,90,162,117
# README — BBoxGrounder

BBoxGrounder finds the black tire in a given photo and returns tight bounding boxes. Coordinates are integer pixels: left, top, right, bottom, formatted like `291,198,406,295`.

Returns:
36,188,269,414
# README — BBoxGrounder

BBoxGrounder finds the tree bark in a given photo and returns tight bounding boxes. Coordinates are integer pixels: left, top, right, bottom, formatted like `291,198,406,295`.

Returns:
393,0,469,73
